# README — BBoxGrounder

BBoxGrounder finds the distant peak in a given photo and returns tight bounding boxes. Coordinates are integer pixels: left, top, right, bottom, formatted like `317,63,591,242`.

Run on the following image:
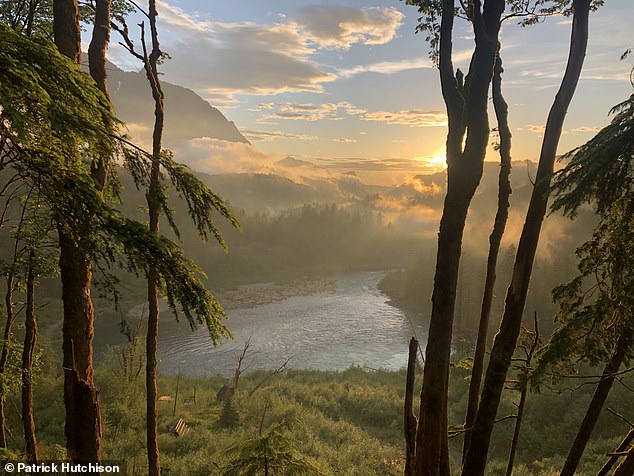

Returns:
275,156,317,168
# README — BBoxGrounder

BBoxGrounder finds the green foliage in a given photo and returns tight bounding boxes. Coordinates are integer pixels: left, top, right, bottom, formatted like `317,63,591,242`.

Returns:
122,147,240,248
0,26,233,342
0,0,53,37
404,0,603,65
552,94,634,217
221,417,325,476
100,214,230,340
0,24,114,155
535,96,634,383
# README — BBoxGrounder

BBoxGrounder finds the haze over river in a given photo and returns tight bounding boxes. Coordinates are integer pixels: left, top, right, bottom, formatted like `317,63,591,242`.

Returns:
147,271,426,377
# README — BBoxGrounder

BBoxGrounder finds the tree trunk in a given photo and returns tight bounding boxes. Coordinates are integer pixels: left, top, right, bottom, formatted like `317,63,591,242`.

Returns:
53,0,101,463
404,338,417,476
53,0,80,64
88,0,111,188
612,443,634,476
144,3,165,474
22,260,38,463
560,330,631,476
415,0,505,473
60,237,101,463
597,428,634,476
462,50,512,462
0,275,16,448
462,2,591,474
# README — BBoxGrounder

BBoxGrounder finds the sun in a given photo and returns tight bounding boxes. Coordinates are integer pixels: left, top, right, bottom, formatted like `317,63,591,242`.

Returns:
428,155,447,168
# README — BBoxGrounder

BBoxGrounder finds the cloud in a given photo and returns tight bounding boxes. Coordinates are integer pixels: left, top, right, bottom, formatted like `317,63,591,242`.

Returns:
242,129,318,142
125,1,336,100
256,101,366,122
337,49,472,79
362,110,448,127
108,2,408,102
294,5,404,49
254,102,448,127
527,124,546,133
569,126,601,133
172,137,285,174
338,57,431,78
333,138,357,143
403,176,443,196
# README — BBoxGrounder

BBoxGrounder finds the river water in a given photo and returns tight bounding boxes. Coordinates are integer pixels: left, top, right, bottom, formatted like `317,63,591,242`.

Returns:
154,271,427,377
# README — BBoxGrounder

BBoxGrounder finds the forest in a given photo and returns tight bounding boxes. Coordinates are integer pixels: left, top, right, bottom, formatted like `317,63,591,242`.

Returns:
0,0,632,475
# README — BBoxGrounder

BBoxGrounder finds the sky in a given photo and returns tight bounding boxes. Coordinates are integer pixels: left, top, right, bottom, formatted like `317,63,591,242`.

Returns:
105,0,633,185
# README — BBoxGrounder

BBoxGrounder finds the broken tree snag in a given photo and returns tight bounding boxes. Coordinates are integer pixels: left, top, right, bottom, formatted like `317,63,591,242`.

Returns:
597,428,634,476
64,368,102,463
404,337,418,476
612,445,634,476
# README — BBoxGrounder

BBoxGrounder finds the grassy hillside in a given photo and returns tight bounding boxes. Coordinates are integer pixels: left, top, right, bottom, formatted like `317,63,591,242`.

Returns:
2,341,629,475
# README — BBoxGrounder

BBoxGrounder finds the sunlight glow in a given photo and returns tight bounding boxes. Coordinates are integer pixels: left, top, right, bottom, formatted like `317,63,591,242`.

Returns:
414,153,447,171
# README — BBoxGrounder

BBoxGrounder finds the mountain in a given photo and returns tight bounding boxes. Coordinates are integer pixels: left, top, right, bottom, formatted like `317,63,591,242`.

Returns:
104,62,248,147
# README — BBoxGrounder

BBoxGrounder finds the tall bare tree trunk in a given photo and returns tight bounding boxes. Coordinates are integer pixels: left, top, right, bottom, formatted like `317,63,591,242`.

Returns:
0,275,16,448
143,3,165,474
415,0,505,473
53,0,102,463
22,258,38,463
462,50,512,462
560,330,631,476
462,2,591,474
88,0,111,188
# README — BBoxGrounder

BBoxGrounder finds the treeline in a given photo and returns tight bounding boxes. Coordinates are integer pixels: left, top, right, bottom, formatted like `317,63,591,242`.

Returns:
172,202,421,287
379,241,578,339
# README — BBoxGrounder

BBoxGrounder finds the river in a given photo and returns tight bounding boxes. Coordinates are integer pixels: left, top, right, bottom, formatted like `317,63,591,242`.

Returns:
150,271,427,377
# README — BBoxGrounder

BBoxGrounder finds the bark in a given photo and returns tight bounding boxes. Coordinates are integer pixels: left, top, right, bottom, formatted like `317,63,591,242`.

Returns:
22,260,38,463
596,428,634,476
462,50,512,462
612,444,634,476
53,0,80,63
560,330,631,476
60,236,101,463
462,3,592,473
415,0,505,473
143,3,166,474
0,275,16,449
54,0,101,463
404,338,417,476
25,0,36,36
88,0,111,188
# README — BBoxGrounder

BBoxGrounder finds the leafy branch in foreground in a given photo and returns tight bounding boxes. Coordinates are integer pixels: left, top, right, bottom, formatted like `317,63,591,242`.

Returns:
533,94,633,476
101,213,232,342
121,145,241,248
